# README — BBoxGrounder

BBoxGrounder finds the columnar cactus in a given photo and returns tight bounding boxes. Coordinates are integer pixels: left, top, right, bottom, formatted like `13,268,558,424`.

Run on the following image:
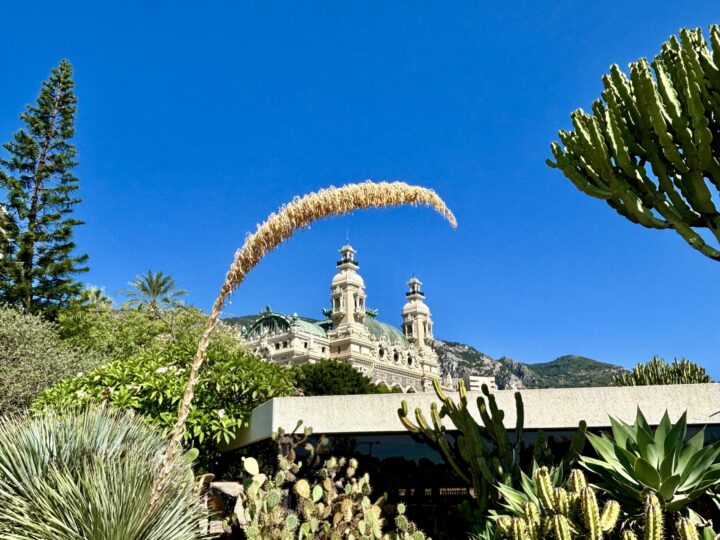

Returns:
614,357,712,386
494,468,620,540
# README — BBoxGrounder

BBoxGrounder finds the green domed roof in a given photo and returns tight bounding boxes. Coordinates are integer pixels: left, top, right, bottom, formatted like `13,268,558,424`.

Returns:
245,309,327,339
364,318,409,349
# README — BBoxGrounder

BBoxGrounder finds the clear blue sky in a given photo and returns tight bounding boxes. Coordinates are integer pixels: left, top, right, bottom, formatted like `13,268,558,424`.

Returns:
1,1,718,374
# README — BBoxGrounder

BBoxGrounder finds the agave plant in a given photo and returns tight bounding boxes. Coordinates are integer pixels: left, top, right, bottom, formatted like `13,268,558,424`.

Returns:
581,409,720,513
495,463,566,517
0,407,204,539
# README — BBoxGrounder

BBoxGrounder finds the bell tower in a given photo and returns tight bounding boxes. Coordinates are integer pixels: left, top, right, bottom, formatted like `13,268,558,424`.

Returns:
402,277,433,346
329,244,366,327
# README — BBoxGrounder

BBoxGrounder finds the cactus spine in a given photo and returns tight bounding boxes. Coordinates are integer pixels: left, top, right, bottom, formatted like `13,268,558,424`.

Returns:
547,25,720,261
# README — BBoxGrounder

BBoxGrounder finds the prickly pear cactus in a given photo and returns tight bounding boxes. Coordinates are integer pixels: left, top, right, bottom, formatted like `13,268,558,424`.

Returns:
235,423,430,539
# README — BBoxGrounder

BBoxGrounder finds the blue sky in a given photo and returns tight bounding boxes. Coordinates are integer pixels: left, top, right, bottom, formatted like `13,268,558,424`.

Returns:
1,1,718,374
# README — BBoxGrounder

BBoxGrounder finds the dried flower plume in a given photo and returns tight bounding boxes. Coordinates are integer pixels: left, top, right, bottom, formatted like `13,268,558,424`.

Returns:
151,180,456,502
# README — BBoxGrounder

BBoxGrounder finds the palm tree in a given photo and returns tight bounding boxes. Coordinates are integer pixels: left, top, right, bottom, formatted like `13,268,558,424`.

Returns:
78,285,113,310
123,270,187,318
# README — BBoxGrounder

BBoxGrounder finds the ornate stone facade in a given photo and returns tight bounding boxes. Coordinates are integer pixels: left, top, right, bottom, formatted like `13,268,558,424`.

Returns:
240,245,442,392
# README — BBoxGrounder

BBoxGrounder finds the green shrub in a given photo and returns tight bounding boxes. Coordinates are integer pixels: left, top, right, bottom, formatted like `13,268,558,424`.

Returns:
0,305,100,415
291,359,394,396
0,407,204,539
614,356,712,386
56,305,236,362
33,339,296,470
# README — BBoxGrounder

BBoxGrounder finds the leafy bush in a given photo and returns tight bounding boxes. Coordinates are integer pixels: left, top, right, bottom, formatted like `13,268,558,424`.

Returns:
33,339,296,470
0,407,204,539
292,359,394,396
0,305,100,415
56,305,235,362
614,356,712,386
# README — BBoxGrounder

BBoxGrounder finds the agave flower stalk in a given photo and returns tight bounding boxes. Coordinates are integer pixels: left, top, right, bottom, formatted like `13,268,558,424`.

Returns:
151,180,456,504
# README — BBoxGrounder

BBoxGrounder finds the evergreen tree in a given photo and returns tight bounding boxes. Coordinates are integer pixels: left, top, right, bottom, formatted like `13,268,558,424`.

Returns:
0,60,88,317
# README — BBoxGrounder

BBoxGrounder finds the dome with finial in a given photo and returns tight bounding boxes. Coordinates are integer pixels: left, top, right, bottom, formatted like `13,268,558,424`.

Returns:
332,244,364,287
403,276,430,316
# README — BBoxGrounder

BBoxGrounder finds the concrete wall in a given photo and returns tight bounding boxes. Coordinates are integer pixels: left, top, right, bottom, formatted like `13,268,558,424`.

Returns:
222,383,720,451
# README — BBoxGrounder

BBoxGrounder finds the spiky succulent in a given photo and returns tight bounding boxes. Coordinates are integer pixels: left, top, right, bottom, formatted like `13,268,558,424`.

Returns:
493,468,620,540
581,409,720,513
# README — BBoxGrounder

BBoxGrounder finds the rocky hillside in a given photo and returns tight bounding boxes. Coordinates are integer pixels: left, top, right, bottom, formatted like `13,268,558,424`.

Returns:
432,340,626,389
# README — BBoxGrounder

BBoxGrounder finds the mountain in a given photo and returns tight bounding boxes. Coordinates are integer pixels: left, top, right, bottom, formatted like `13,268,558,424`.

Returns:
523,355,627,388
432,340,626,389
223,316,626,389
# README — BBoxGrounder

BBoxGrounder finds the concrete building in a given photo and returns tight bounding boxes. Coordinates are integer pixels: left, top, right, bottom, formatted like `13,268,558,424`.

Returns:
240,245,442,392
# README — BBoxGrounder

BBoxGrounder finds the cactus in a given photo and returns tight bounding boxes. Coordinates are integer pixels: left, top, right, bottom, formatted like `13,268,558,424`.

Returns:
614,357,711,386
494,468,620,540
398,379,586,524
547,25,720,261
234,423,429,539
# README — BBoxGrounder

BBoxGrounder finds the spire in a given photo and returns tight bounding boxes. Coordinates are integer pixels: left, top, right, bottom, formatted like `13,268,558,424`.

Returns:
406,276,425,300
337,244,359,271
402,275,432,345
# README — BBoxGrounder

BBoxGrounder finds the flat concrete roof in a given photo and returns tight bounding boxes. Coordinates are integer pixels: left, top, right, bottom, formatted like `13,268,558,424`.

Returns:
222,384,720,451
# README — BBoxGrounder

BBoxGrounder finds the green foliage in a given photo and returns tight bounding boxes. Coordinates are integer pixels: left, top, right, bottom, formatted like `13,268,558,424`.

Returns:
33,338,296,470
292,359,394,396
237,424,428,539
0,305,100,415
56,305,232,363
494,468,620,540
0,407,204,539
123,270,187,318
0,60,88,317
399,379,586,528
547,26,720,261
614,357,712,386
527,355,627,388
581,409,720,514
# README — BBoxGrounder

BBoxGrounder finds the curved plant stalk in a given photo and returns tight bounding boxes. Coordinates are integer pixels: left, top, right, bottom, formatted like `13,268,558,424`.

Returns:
150,180,456,505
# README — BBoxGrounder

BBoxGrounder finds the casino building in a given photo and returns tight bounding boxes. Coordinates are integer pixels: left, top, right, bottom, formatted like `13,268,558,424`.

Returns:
240,245,442,392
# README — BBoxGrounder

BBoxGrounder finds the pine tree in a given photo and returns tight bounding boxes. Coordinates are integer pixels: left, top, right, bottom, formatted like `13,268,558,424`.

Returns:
0,60,88,317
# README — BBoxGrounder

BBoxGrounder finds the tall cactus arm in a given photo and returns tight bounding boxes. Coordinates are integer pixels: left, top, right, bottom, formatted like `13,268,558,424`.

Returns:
397,400,472,485
547,25,720,262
